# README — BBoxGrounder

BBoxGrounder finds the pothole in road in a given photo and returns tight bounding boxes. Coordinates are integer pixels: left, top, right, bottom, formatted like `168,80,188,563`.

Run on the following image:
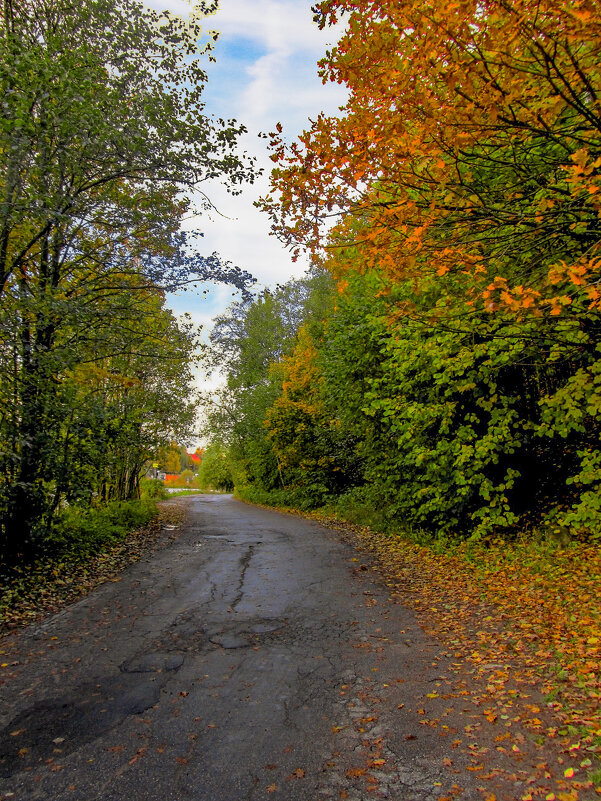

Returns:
121,653,184,673
0,673,166,779
208,619,284,650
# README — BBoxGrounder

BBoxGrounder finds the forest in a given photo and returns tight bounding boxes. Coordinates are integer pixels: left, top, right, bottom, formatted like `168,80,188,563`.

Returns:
206,0,601,547
1,1,599,792
2,0,599,560
200,6,601,770
0,0,255,565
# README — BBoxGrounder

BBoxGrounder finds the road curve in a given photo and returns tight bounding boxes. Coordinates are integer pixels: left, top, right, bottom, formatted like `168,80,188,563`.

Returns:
0,495,485,801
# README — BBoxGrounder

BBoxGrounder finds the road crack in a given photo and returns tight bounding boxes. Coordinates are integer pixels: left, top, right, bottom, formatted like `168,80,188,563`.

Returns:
231,545,256,611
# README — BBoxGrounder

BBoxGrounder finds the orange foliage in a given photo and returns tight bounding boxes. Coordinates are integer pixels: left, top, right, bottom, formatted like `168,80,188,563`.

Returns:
264,0,601,310
265,326,327,473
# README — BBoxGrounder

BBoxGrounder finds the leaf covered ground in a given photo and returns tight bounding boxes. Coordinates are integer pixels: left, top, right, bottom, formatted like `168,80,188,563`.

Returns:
0,502,185,637
301,511,601,801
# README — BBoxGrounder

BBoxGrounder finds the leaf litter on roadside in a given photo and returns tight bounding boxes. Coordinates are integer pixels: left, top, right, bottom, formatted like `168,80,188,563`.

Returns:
297,509,601,800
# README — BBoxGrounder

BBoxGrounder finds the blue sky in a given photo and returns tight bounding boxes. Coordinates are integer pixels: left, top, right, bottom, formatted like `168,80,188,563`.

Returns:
144,0,347,335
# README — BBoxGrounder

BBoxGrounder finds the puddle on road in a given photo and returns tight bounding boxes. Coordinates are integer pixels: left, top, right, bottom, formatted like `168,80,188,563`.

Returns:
0,672,166,778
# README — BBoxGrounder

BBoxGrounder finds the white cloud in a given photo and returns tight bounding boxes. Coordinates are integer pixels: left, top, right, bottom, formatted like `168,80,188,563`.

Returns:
187,3,346,288
144,0,347,426
144,0,346,289
209,0,337,49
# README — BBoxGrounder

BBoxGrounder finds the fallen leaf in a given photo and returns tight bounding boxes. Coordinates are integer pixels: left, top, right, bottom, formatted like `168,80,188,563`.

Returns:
128,747,147,766
287,768,305,779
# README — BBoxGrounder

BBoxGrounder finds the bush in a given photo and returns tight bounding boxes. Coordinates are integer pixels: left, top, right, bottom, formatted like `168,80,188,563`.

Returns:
47,499,158,560
164,473,202,489
140,478,169,500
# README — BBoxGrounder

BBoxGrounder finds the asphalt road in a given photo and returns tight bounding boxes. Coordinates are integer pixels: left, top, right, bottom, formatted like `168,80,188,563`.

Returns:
0,495,489,801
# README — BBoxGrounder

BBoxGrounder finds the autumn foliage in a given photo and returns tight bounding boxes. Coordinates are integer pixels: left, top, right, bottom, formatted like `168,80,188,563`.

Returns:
240,0,601,537
197,5,601,786
266,0,601,309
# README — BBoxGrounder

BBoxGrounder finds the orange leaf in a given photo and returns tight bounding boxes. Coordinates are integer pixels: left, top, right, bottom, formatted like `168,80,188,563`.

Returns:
288,768,305,779
346,768,366,777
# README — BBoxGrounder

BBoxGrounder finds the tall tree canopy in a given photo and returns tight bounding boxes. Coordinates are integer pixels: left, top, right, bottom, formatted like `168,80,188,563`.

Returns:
237,0,601,540
264,0,601,310
0,0,256,558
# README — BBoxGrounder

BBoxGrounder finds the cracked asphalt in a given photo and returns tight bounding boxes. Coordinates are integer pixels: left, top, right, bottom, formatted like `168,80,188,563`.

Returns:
0,495,492,801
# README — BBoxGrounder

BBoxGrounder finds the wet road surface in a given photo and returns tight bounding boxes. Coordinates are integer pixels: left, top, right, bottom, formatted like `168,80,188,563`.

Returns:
0,495,489,800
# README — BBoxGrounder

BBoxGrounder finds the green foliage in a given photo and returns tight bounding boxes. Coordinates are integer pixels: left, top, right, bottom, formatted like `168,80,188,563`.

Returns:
0,0,255,560
140,479,169,500
235,485,293,509
312,268,601,539
197,442,234,491
203,271,334,491
252,0,601,543
227,262,601,542
41,500,158,561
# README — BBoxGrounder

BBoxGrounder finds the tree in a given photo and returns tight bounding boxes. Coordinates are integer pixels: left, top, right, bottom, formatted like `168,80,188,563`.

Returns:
254,0,601,539
265,322,361,506
0,0,257,559
264,0,601,308
198,442,234,491
202,272,334,491
0,0,255,299
161,446,184,476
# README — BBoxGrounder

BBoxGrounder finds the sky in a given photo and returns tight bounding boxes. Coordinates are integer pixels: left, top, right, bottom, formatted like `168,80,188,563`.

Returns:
144,0,347,336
